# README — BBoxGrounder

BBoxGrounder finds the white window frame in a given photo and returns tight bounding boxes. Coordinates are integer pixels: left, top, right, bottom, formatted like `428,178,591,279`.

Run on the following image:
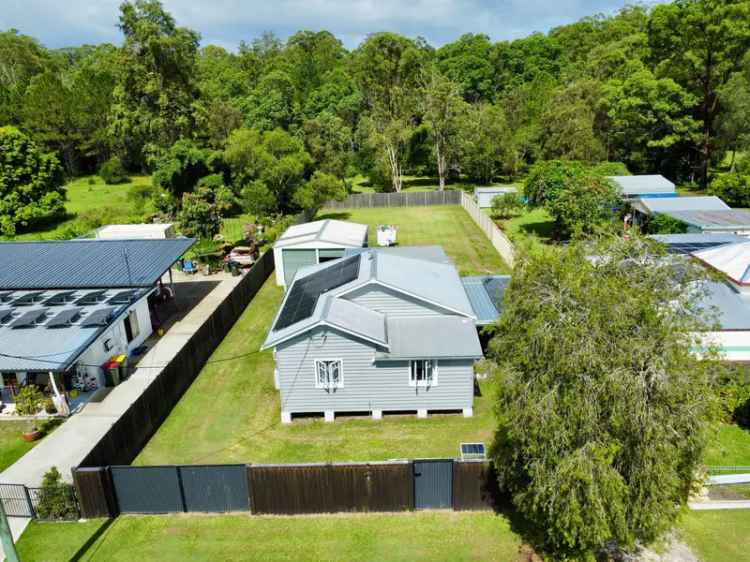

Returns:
409,359,438,387
314,359,344,389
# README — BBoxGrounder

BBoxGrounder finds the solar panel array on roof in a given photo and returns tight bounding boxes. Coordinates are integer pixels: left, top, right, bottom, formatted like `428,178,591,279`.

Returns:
46,308,83,328
0,291,13,303
75,290,106,305
0,309,12,324
43,290,76,306
107,289,140,304
11,292,44,306
666,242,734,255
459,442,486,460
274,256,360,331
10,309,47,328
81,307,116,327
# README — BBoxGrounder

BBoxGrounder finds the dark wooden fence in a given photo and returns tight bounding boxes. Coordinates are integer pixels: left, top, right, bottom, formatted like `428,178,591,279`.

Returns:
324,190,462,209
75,250,275,469
73,460,500,518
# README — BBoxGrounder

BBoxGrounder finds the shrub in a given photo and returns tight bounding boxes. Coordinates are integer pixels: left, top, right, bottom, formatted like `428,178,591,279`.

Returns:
707,173,750,207
127,183,157,213
716,364,750,428
35,467,78,520
648,213,688,234
99,157,129,185
15,385,44,416
490,192,524,219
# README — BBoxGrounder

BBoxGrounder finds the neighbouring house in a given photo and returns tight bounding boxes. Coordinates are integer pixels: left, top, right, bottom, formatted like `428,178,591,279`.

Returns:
0,238,194,411
273,219,368,287
474,186,518,209
261,246,489,423
94,223,176,240
649,233,747,254
630,195,750,235
608,175,677,200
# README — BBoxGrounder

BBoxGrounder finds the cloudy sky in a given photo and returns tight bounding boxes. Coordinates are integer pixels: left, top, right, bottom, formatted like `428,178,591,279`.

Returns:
2,0,665,50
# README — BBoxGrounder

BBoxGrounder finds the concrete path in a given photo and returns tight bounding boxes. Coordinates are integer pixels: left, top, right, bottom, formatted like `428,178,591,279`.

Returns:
689,500,750,510
0,274,243,545
709,473,750,485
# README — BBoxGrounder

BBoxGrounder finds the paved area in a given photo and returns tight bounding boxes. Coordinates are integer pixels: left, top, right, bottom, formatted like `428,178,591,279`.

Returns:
689,500,750,510
0,272,244,543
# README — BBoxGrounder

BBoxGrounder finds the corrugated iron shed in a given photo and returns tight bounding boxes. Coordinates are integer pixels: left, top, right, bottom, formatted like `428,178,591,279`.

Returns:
0,238,195,290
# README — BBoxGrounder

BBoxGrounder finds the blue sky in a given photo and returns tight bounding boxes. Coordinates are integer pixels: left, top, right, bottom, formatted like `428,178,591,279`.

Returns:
1,0,666,50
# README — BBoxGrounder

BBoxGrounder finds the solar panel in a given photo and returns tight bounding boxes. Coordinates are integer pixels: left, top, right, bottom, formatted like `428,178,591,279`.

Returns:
667,241,734,255
75,290,106,305
0,291,13,303
107,289,140,304
46,308,83,328
274,256,361,331
459,442,486,460
10,309,47,328
0,308,13,324
81,307,116,327
11,292,44,306
42,291,77,306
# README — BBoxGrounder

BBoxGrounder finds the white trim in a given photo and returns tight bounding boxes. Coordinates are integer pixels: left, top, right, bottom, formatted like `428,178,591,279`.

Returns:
408,359,438,387
314,358,344,389
262,321,389,351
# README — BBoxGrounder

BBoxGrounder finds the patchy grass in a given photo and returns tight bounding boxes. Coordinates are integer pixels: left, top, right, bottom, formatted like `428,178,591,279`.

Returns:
220,213,254,244
0,419,60,472
495,207,555,253
137,274,498,465
705,423,750,467
319,205,510,275
679,509,750,562
18,512,524,562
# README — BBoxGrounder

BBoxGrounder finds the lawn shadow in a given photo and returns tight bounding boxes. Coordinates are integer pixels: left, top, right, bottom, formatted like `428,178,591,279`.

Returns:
402,177,439,189
317,211,352,221
68,517,115,562
518,219,555,240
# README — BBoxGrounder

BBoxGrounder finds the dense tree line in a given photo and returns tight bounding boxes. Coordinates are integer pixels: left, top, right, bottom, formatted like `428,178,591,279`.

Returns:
2,0,750,230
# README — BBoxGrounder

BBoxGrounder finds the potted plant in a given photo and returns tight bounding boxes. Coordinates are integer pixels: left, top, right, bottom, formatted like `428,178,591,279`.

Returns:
22,422,42,442
15,386,45,441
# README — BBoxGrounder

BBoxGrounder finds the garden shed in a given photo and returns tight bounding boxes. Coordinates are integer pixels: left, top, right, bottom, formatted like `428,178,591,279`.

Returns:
474,186,518,209
607,175,676,199
273,219,368,287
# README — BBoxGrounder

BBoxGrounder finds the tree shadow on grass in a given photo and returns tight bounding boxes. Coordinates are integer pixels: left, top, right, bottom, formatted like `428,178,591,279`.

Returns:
68,517,115,562
316,211,352,221
518,219,555,241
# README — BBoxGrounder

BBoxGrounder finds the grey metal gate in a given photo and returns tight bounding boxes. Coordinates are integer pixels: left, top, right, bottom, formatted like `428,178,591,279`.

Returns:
180,465,249,512
413,460,453,509
111,466,184,513
0,484,35,517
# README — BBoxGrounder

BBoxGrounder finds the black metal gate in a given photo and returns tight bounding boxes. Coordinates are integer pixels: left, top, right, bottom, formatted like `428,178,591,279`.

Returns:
0,484,35,517
413,460,453,509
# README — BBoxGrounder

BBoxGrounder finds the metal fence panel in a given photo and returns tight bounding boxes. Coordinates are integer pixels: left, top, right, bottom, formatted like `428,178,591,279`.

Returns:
324,190,462,209
111,466,183,513
179,465,250,513
413,460,453,509
0,483,35,517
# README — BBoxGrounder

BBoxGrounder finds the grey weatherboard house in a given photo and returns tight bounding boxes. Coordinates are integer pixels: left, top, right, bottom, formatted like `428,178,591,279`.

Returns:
261,246,485,423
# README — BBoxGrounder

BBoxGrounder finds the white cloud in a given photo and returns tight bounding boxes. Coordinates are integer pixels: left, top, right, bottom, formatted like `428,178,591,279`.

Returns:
0,0,669,50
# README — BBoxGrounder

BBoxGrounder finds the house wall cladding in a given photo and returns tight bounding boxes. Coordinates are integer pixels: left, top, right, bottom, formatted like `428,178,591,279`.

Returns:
73,460,498,518
76,249,275,469
275,327,475,414
324,190,462,209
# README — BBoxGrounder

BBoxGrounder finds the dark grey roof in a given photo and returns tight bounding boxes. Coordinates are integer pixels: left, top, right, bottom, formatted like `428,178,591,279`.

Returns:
0,239,195,290
665,209,750,230
649,233,747,255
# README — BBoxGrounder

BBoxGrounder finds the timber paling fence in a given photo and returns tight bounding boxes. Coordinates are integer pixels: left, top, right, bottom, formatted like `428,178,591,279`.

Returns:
72,459,502,518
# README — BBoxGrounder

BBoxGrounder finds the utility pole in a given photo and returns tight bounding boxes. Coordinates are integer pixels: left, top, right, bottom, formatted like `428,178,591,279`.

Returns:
0,498,20,562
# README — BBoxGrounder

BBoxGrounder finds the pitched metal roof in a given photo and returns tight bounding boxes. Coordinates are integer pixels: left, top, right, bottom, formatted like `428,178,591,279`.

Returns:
0,288,150,372
344,245,452,265
639,196,730,214
692,241,750,285
694,281,750,330
273,219,368,249
377,316,483,360
665,209,750,231
608,175,676,196
461,275,511,325
0,238,195,290
474,186,518,195
649,233,746,255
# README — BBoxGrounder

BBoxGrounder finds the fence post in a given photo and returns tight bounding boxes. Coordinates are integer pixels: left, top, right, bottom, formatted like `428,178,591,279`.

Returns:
176,466,188,513
21,486,35,519
73,466,119,518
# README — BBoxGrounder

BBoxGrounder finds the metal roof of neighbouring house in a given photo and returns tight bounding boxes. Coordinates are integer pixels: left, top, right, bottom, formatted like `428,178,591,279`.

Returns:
664,209,750,231
693,281,750,331
273,219,368,249
0,238,196,290
608,175,676,197
461,275,511,325
261,247,477,350
344,245,452,265
474,186,519,195
638,196,730,214
692,241,750,285
649,233,747,255
0,287,151,372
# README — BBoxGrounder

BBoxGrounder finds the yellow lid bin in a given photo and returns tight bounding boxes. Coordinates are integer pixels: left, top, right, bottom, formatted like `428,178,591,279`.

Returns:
113,354,128,382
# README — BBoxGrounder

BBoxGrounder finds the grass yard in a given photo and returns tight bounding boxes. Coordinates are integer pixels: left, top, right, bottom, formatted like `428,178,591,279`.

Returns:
348,175,474,194
137,276,498,465
495,207,555,253
319,205,510,275
0,419,60,472
17,512,524,562
704,423,750,467
679,510,750,562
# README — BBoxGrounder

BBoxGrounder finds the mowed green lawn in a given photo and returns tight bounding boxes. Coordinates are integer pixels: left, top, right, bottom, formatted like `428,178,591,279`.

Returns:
17,512,524,562
679,510,750,562
319,205,511,275
137,206,507,465
0,421,44,472
704,423,750,467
